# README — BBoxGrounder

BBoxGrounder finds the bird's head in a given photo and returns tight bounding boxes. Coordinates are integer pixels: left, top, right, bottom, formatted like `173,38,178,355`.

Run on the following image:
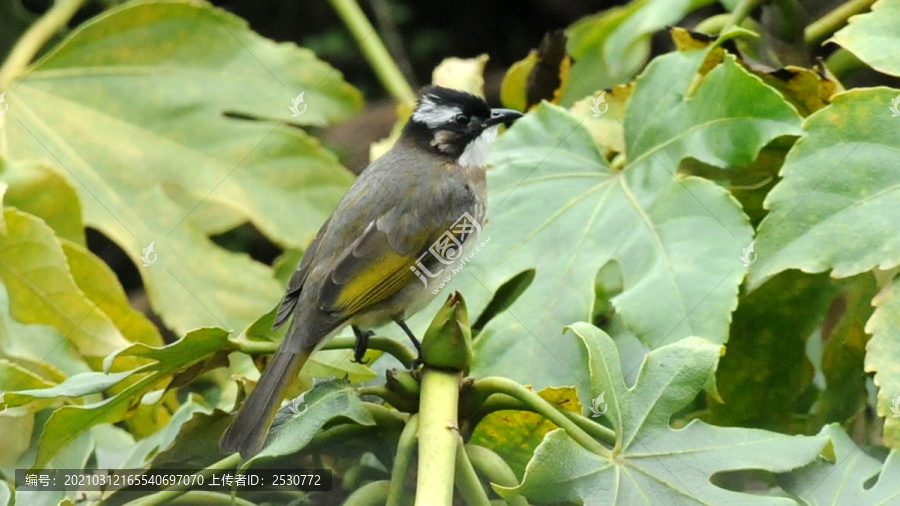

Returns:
402,85,523,167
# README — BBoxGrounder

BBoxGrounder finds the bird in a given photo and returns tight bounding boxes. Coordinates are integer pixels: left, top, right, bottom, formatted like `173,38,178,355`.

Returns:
219,85,523,457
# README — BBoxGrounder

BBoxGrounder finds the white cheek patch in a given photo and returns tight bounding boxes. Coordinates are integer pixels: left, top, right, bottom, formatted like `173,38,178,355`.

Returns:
412,95,462,128
459,125,499,168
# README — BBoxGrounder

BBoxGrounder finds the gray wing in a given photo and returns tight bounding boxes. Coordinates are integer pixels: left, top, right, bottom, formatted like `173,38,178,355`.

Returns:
272,215,332,329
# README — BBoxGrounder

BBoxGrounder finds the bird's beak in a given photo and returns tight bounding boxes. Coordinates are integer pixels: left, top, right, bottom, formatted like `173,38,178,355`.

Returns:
484,108,524,128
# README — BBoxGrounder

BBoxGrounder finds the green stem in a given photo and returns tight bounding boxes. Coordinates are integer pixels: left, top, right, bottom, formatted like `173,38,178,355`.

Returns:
824,48,865,83
157,491,256,506
454,437,492,506
476,393,616,446
694,13,732,35
725,0,765,30
804,0,877,46
299,403,407,454
328,0,416,105
360,385,419,412
0,0,85,86
386,414,419,506
415,368,461,505
127,453,242,506
231,336,416,368
464,444,528,506
343,480,392,506
473,377,611,458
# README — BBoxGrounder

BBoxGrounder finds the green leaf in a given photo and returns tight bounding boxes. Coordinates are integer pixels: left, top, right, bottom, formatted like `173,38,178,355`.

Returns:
34,328,229,468
1,0,360,334
145,409,231,470
469,386,581,478
0,283,89,380
778,424,900,505
707,271,839,431
748,87,900,289
61,239,163,347
103,327,231,373
0,358,55,394
497,323,832,504
32,369,162,469
0,158,84,244
865,276,900,448
560,0,714,105
244,378,376,466
811,274,877,427
831,0,900,77
458,49,794,388
121,396,212,468
4,368,138,408
0,208,130,361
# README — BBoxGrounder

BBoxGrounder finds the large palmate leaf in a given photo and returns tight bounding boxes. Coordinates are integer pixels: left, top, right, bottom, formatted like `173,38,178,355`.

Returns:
448,49,797,389
497,323,832,504
865,276,900,449
748,88,900,289
831,0,900,77
0,0,360,334
778,424,900,505
560,0,714,105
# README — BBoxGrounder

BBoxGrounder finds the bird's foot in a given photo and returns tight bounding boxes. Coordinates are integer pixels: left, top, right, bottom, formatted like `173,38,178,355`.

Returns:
351,326,374,364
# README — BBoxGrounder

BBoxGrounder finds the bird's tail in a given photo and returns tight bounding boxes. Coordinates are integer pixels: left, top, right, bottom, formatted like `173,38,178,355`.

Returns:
219,326,313,458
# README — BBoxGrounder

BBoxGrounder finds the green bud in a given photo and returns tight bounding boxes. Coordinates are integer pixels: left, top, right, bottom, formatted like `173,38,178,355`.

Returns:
421,291,473,370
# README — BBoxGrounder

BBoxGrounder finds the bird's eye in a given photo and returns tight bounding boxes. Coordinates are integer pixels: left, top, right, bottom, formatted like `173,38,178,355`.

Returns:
454,114,469,125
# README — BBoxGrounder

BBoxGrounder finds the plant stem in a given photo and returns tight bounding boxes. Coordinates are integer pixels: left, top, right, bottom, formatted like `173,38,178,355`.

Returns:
128,453,242,506
464,444,528,506
0,0,85,86
328,0,416,105
473,377,611,458
415,368,461,505
804,0,877,46
476,393,616,446
231,336,416,367
726,0,765,30
694,13,732,35
386,414,418,506
454,437,491,506
360,385,418,412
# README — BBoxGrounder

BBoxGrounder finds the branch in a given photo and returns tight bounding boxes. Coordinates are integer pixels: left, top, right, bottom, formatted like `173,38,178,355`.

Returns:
473,377,612,458
415,368,461,505
328,0,417,105
805,0,877,45
0,0,85,86
386,414,418,506
454,437,491,506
